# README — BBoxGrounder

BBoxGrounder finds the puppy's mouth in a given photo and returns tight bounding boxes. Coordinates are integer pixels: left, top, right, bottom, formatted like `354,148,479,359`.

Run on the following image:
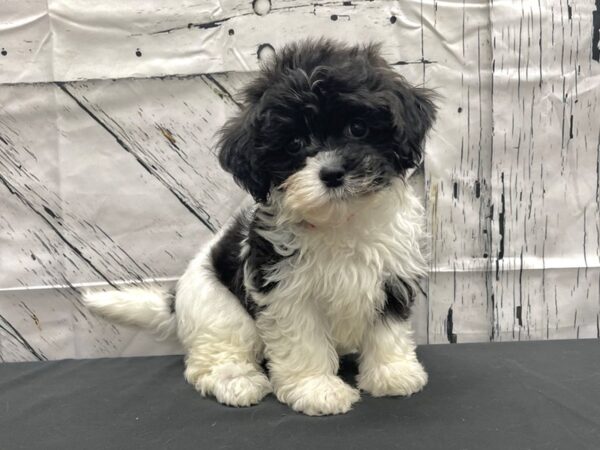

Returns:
318,179,378,204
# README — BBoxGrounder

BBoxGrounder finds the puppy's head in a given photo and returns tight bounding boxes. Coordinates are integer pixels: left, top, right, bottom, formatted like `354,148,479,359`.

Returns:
218,39,436,225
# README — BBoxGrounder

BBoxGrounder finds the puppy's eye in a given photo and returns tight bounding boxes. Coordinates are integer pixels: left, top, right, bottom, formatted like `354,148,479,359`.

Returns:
348,120,369,138
287,137,305,154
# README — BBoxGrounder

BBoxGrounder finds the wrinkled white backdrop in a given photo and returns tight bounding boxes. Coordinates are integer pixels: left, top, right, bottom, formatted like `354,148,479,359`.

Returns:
1,0,599,362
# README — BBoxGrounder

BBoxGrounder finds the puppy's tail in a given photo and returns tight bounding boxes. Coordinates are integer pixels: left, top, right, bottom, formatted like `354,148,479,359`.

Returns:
82,286,177,339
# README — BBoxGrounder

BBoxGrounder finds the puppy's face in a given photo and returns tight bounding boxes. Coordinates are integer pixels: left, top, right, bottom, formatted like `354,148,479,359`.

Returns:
218,40,436,224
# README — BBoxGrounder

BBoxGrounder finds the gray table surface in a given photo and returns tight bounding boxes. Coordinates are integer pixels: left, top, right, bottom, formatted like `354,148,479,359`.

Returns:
2,339,600,450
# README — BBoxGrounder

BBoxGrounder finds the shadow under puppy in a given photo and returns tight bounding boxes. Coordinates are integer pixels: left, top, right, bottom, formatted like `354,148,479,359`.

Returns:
84,39,437,416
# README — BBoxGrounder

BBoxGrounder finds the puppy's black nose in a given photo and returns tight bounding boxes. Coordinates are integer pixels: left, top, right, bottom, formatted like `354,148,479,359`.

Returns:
319,166,345,188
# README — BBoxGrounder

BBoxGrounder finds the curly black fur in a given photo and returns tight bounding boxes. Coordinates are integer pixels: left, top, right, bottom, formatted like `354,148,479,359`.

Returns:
217,39,437,202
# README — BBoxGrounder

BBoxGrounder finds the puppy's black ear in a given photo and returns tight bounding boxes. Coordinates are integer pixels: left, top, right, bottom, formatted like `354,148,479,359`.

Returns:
389,78,437,168
365,44,437,168
218,109,271,202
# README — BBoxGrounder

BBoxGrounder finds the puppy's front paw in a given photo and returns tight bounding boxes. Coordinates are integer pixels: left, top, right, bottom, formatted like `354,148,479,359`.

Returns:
189,362,272,408
358,359,428,397
211,370,272,407
277,375,360,416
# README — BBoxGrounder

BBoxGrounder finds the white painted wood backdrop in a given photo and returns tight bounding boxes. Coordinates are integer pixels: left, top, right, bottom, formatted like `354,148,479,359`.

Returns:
1,0,599,361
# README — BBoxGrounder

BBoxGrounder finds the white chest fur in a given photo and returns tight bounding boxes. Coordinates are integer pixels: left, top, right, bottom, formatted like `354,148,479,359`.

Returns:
252,181,426,352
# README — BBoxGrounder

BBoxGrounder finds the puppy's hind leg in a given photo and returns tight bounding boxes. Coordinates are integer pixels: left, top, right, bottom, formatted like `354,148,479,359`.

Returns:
176,255,271,407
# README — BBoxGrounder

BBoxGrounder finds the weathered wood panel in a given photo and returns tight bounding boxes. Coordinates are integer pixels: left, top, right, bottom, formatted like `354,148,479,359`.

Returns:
422,0,495,343
2,0,437,83
489,0,600,341
1,77,247,290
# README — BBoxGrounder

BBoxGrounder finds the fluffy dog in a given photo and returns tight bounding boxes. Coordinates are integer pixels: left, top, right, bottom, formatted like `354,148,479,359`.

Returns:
84,39,436,416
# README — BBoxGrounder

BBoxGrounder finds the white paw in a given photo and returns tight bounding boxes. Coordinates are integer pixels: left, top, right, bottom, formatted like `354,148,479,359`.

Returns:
358,359,428,397
189,363,272,407
277,375,360,416
211,371,272,407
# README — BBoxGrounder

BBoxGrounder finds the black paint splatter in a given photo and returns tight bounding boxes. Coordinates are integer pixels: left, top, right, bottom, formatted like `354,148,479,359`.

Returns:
0,48,6,56
135,48,142,57
569,114,574,139
228,29,235,35
453,181,459,199
252,0,271,16
257,43,275,61
498,172,506,261
516,305,523,326
593,0,600,62
490,294,496,340
391,58,437,66
155,15,234,34
43,206,59,220
390,16,397,24
190,20,223,30
457,106,463,113
518,250,524,331
447,308,458,343
330,14,338,21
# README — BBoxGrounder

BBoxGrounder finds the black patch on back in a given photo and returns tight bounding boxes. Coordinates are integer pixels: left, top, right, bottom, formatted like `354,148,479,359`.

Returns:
210,210,286,318
246,213,285,294
382,276,416,320
210,214,261,318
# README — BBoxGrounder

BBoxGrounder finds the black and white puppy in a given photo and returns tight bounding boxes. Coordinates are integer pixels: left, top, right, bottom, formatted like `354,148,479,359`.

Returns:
84,39,436,416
